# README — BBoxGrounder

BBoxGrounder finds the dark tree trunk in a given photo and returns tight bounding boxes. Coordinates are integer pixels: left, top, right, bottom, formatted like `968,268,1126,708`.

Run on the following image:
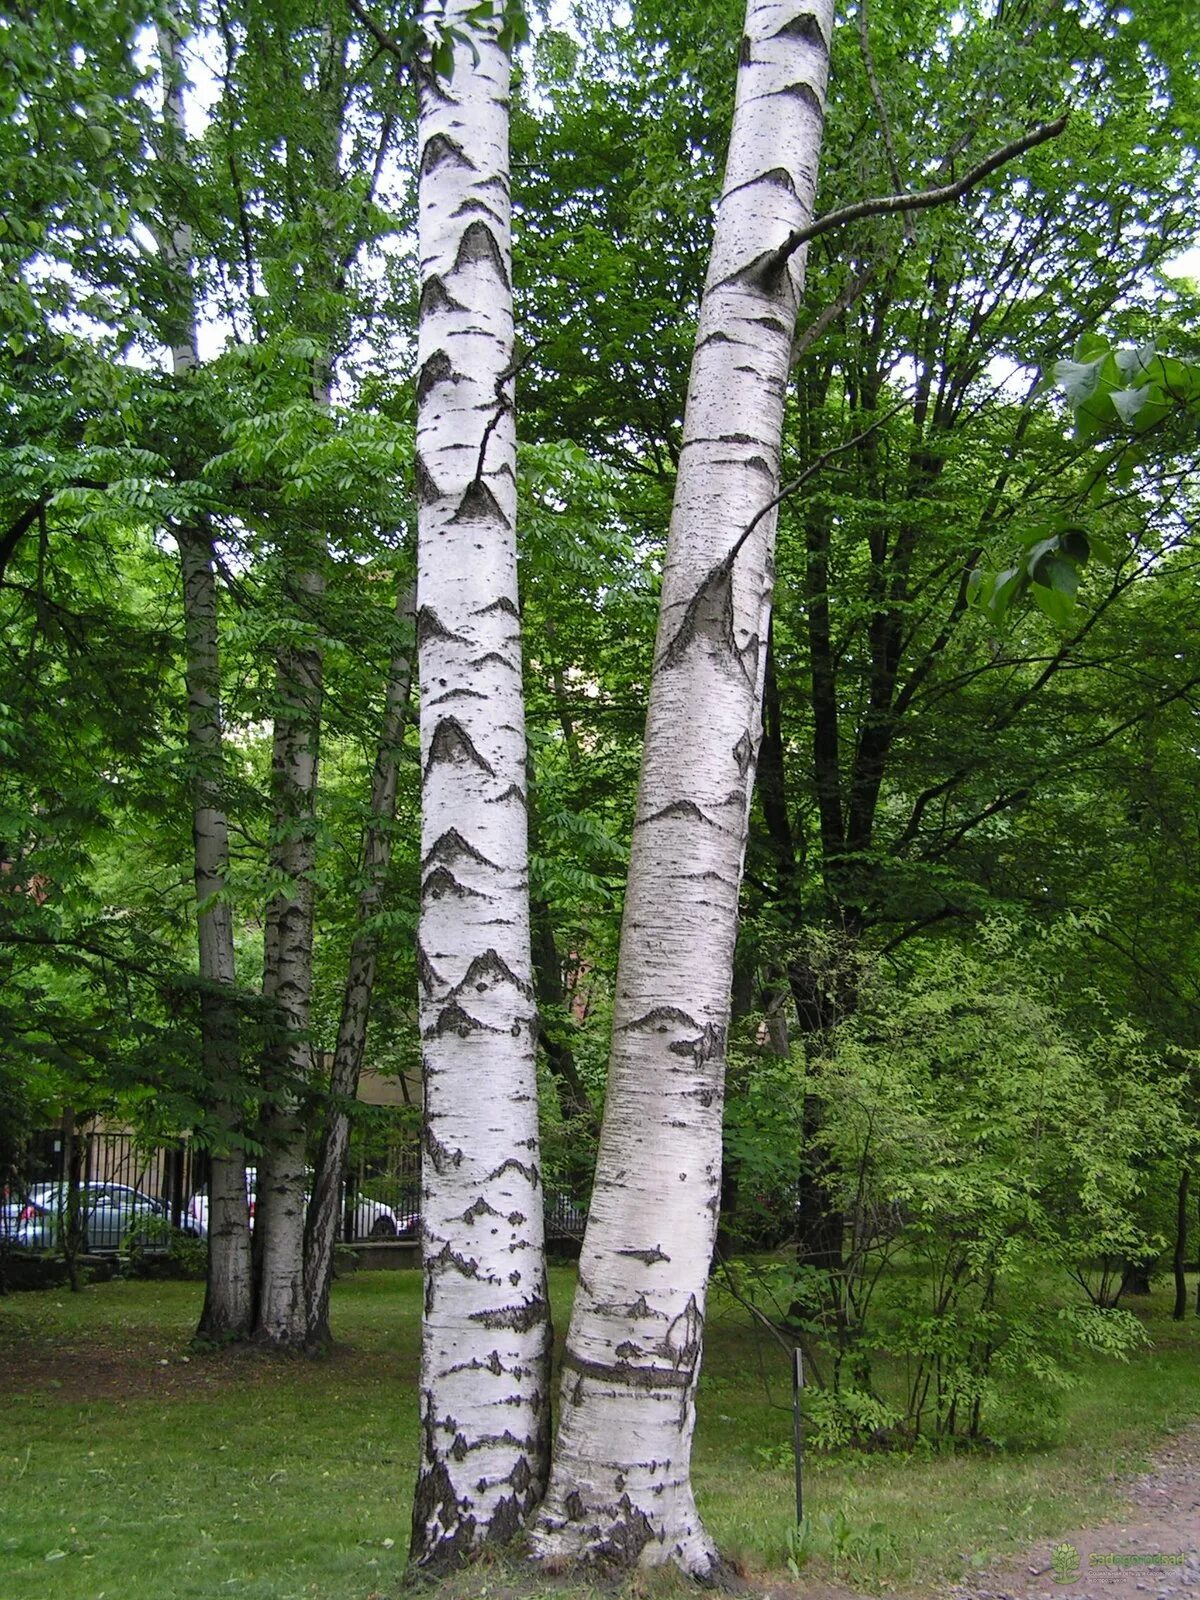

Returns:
1174,1169,1190,1321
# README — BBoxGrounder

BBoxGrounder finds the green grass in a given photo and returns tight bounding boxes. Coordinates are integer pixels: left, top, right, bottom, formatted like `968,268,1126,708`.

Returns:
0,1268,1197,1600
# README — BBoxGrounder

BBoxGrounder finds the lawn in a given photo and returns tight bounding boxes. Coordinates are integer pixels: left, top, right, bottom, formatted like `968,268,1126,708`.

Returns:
0,1266,1197,1600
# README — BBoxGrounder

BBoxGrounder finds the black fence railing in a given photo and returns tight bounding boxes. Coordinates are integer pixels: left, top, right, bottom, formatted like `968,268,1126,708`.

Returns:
2,1127,590,1254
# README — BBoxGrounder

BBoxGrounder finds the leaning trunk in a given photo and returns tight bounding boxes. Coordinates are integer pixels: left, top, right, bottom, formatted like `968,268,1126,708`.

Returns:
409,2,550,1566
533,0,833,1575
304,583,415,1350
157,16,253,1341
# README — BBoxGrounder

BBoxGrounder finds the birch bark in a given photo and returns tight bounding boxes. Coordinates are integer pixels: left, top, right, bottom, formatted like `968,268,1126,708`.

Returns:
304,581,415,1350
409,0,549,1565
254,542,325,1348
157,18,253,1342
533,0,835,1574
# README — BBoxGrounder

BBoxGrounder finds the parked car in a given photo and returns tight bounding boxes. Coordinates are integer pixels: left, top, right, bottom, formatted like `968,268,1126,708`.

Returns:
186,1171,416,1241
5,1182,198,1253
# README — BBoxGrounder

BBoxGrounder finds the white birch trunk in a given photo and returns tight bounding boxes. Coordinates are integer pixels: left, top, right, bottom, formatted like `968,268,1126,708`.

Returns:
157,18,253,1342
254,545,325,1348
533,0,835,1574
409,1,549,1565
304,581,415,1349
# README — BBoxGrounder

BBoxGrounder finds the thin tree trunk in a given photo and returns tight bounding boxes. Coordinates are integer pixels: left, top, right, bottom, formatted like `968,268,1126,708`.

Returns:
533,0,834,1575
254,545,325,1347
157,17,253,1341
1173,1168,1189,1322
409,2,549,1565
304,582,415,1350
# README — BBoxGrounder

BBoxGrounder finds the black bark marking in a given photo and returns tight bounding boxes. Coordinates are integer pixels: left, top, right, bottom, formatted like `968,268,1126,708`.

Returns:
664,1294,704,1371
615,1340,641,1359
659,561,737,672
683,1086,715,1108
425,717,495,777
468,651,516,672
423,828,498,871
485,1156,539,1185
452,196,504,223
698,329,737,347
424,1000,499,1039
424,1124,463,1174
565,1352,690,1392
451,477,510,527
775,10,828,49
469,1295,548,1332
453,220,510,288
420,132,476,176
486,783,526,807
507,1210,526,1226
428,1240,490,1281
618,1005,700,1034
416,605,465,647
565,1489,585,1521
733,730,754,776
463,1196,502,1223
616,1245,670,1265
419,275,466,319
751,313,791,335
680,869,735,885
668,1020,726,1067
449,948,534,999
415,455,440,505
418,942,445,994
739,32,751,64
410,1450,476,1568
422,866,487,902
417,349,462,405
475,595,520,618
637,797,721,830
779,80,823,116
429,686,488,705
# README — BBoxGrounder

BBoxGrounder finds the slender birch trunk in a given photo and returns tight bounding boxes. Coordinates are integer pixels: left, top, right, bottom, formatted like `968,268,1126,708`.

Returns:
533,0,834,1573
158,18,254,1341
409,2,549,1565
254,541,325,1347
304,582,415,1350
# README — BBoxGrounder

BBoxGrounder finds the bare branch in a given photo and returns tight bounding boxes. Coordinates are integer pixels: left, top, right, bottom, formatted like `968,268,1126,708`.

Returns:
766,112,1069,274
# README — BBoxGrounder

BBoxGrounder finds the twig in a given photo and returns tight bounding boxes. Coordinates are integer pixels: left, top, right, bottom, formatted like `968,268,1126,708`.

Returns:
765,112,1069,274
345,0,417,67
724,399,909,571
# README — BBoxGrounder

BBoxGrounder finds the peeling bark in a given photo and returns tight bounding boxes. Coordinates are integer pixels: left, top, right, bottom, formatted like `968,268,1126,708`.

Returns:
410,1,549,1566
533,0,834,1575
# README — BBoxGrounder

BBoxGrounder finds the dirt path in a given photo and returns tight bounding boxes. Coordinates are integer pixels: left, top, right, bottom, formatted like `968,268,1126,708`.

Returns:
942,1425,1200,1600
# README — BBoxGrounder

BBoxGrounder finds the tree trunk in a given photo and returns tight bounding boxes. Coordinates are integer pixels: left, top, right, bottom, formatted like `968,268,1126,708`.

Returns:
254,546,325,1348
157,16,253,1341
304,582,415,1351
409,2,550,1566
1173,1168,1189,1322
533,0,834,1575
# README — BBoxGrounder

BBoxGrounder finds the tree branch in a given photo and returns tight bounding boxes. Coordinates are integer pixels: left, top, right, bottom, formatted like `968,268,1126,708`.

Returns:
765,112,1069,274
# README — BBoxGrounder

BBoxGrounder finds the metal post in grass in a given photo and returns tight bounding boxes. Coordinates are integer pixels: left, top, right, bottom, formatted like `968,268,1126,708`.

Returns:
792,1345,804,1522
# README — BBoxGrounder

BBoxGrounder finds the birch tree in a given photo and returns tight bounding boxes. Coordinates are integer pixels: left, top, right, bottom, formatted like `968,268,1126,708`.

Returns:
533,0,835,1574
304,581,415,1350
157,16,253,1342
408,0,550,1565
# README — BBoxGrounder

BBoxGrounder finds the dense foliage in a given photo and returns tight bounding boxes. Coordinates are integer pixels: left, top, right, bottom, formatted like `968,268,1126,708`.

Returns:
2,0,1199,1448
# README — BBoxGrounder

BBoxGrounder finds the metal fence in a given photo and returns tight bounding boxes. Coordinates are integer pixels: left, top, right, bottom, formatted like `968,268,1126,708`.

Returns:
2,1126,590,1253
